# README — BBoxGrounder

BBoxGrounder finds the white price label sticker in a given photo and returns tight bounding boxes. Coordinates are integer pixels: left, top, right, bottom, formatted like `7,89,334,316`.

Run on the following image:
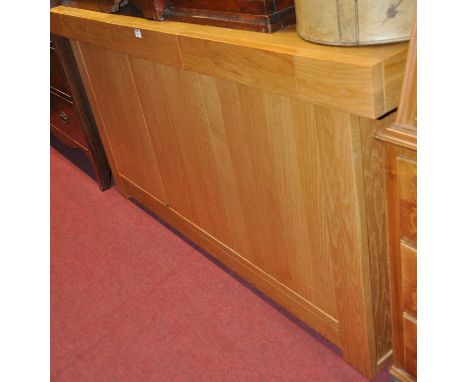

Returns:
134,29,142,39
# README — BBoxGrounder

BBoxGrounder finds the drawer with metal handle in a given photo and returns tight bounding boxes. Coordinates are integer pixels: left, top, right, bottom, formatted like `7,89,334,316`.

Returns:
50,92,88,150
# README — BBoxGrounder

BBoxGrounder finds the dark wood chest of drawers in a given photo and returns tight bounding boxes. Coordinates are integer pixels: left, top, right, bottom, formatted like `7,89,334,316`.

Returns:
134,0,295,32
60,0,295,32
50,34,112,190
61,0,124,13
377,22,417,382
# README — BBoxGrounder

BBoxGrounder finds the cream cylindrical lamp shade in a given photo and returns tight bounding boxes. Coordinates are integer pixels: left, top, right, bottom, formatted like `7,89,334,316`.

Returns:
295,0,416,46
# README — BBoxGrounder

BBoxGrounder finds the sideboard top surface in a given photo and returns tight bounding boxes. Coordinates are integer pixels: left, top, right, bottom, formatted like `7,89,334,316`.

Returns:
51,5,408,119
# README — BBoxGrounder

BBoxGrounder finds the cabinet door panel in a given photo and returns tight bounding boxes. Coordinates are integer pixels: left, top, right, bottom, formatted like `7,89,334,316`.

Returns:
199,77,338,318
129,57,338,318
129,57,235,249
128,58,195,221
78,42,167,203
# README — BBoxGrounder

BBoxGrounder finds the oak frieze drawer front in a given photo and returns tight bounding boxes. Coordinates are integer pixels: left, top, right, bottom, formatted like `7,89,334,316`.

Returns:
50,5,408,119
51,6,410,379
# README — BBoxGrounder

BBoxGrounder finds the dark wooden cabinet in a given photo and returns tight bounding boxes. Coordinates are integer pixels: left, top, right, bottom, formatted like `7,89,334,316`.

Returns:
50,35,112,191
59,0,295,32
133,0,295,32
61,0,125,12
376,22,417,382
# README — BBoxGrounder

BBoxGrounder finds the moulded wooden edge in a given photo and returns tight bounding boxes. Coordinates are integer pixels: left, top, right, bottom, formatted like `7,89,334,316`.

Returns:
390,366,416,382
377,349,394,370
51,124,89,152
376,124,417,151
119,174,343,347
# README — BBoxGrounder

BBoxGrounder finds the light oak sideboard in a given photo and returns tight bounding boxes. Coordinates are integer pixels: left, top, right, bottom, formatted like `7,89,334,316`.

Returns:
50,6,409,378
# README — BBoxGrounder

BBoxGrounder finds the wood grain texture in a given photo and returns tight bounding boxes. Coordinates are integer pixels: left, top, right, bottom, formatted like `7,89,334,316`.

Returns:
377,20,417,149
358,114,395,364
50,5,408,118
401,242,417,317
129,57,339,319
382,49,408,112
178,36,297,98
381,146,417,380
403,314,417,377
383,146,411,367
313,107,377,377
127,59,195,221
295,58,380,118
76,42,168,203
395,22,417,130
109,24,182,67
397,157,417,244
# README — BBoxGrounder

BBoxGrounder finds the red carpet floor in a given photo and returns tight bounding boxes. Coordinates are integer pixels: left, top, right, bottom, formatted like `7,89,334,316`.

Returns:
51,145,391,382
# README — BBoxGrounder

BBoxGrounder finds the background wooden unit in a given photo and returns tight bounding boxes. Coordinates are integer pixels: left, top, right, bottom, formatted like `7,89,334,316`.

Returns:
403,315,417,377
132,0,169,20
376,21,417,382
401,242,417,317
50,34,112,191
398,157,417,243
133,0,296,32
51,6,410,378
62,0,124,13
50,92,88,148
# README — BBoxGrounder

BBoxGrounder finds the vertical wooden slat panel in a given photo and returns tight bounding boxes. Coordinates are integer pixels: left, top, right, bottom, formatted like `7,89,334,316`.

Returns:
359,114,395,364
76,42,168,203
314,106,377,377
129,57,195,221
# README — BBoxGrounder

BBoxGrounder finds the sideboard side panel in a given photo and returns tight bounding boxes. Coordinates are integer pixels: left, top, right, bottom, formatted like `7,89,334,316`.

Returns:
359,114,396,368
314,107,377,377
128,55,340,320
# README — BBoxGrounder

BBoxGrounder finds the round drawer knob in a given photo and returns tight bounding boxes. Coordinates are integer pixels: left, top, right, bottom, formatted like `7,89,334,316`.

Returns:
59,111,70,125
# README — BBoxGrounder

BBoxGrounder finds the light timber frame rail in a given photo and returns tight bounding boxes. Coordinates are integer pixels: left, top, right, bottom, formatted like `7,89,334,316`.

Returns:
51,5,408,378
